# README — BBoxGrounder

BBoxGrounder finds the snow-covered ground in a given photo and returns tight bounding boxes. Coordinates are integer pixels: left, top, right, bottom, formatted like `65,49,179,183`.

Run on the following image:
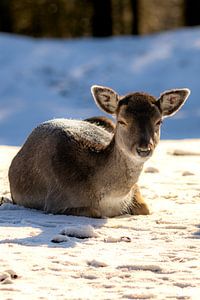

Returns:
0,28,200,299
0,141,200,299
0,28,200,145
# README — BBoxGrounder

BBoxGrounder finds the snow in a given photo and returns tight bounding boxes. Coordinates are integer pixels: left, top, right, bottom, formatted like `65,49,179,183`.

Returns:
0,140,200,299
0,28,200,145
60,225,98,239
0,28,200,299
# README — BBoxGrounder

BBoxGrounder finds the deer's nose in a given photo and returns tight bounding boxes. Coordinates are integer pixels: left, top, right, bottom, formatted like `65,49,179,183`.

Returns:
136,138,153,157
136,146,152,157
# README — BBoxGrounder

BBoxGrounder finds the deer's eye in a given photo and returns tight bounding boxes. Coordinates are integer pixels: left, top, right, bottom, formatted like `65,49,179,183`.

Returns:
118,120,128,127
155,119,162,126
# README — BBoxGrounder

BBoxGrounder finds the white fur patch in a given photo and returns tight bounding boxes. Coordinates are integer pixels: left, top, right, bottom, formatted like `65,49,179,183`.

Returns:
42,119,113,147
99,193,132,217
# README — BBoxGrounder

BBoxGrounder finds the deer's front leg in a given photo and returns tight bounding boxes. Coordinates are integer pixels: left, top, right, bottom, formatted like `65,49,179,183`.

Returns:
128,184,150,215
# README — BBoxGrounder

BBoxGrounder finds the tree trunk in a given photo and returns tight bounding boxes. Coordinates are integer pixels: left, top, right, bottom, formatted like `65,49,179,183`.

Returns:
131,0,139,35
92,0,112,37
185,0,200,26
0,0,12,32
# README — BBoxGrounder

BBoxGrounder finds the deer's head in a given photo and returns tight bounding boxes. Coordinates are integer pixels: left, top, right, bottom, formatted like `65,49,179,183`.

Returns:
91,85,190,161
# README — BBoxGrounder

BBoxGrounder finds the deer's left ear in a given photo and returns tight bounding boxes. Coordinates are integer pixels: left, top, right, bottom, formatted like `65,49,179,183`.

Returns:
157,88,190,117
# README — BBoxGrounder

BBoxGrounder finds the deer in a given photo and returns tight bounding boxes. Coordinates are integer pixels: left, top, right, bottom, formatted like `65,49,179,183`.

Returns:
8,85,190,218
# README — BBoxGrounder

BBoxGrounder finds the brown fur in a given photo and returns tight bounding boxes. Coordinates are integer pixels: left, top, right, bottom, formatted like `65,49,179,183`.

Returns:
85,116,115,133
8,85,190,217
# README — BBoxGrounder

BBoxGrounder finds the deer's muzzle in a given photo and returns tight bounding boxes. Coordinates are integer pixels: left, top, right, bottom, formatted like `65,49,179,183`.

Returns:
136,146,152,157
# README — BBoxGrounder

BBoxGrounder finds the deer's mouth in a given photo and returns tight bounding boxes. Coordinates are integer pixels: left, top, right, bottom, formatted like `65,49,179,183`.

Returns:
136,147,152,158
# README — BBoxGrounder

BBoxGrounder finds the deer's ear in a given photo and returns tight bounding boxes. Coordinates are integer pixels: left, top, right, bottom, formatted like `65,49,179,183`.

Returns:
157,88,190,117
91,85,119,114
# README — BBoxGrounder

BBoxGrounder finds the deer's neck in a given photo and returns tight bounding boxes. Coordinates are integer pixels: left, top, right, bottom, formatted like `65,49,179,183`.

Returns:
97,137,144,195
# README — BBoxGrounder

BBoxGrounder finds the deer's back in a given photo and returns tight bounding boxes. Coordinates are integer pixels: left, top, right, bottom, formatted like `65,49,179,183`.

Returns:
9,119,113,210
10,119,113,174
37,118,112,147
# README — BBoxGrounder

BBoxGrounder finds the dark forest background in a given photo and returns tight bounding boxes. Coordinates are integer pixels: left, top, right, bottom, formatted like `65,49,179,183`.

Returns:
0,0,200,38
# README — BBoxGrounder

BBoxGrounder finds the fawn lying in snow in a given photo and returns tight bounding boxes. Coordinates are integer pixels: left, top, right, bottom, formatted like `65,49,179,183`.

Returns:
8,85,190,217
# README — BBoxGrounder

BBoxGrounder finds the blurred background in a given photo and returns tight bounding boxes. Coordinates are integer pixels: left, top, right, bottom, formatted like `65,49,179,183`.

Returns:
0,0,200,145
0,0,200,38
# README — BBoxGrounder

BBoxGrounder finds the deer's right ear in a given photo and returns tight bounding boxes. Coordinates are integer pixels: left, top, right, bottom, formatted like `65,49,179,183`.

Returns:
91,85,119,114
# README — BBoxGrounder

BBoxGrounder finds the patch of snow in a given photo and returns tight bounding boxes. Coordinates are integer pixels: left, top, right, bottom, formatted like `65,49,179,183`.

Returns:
51,234,70,243
168,149,200,156
87,259,108,268
104,236,132,243
117,264,163,273
1,141,200,299
182,171,195,176
0,28,200,145
144,166,159,173
60,225,98,238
